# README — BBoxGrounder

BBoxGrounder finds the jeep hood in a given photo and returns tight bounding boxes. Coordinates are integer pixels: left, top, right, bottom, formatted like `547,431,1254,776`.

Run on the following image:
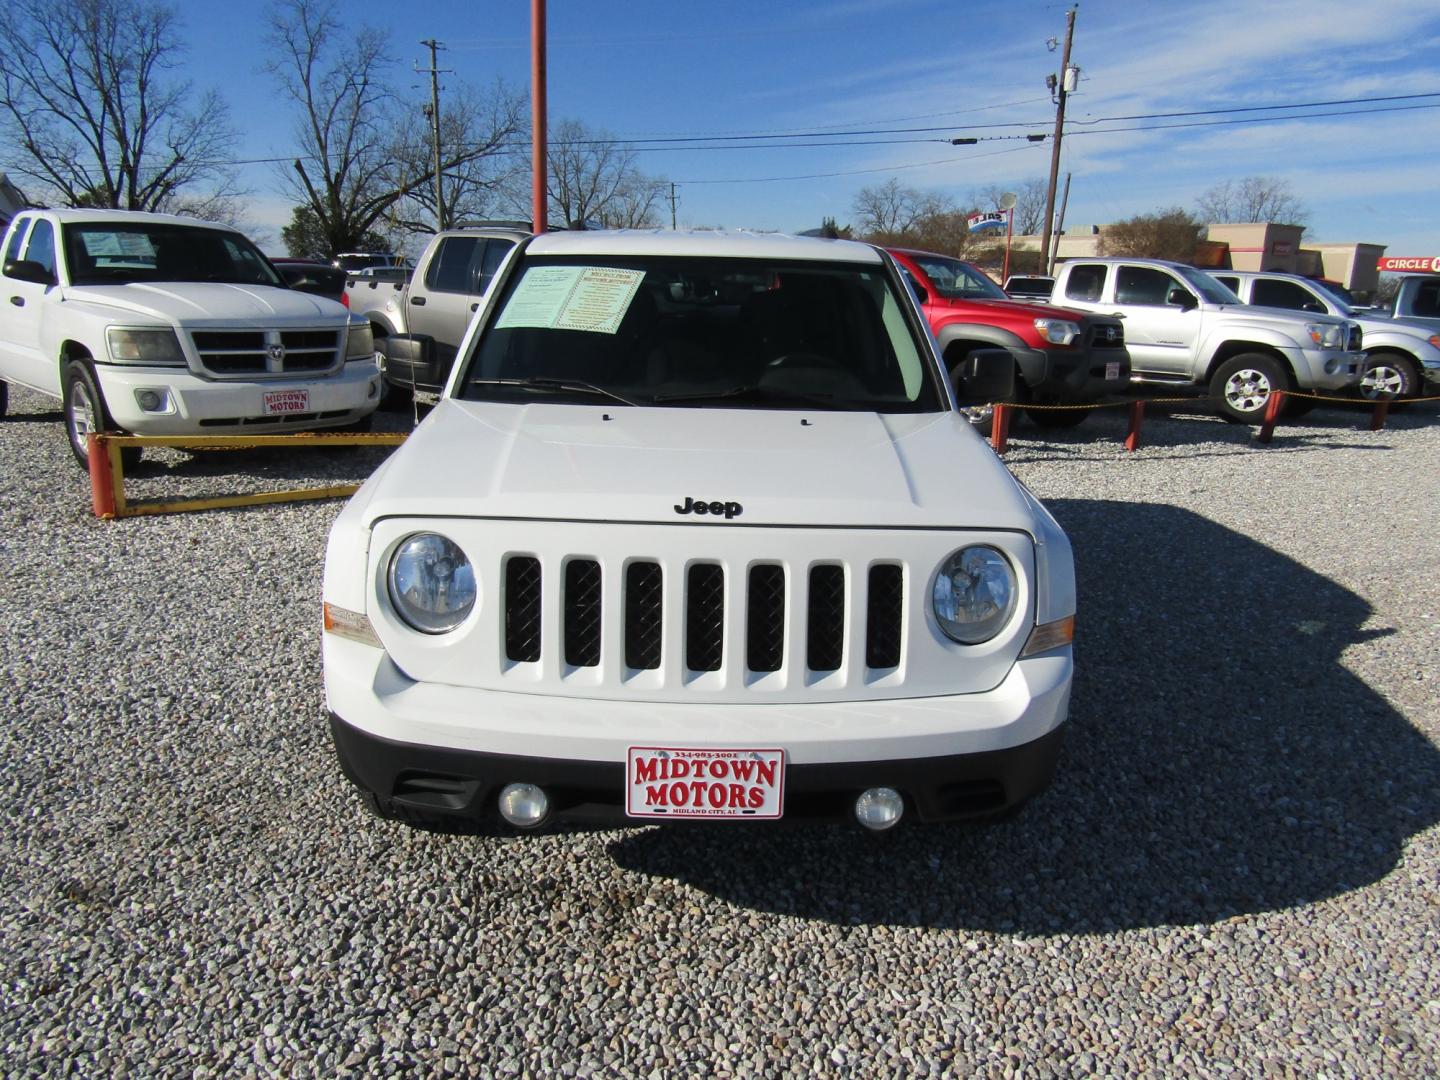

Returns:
60,282,349,324
358,400,1037,532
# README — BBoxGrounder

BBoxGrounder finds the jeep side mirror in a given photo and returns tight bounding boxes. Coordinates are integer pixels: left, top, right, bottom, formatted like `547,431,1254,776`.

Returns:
3,258,56,286
1167,287,1197,310
950,348,1016,405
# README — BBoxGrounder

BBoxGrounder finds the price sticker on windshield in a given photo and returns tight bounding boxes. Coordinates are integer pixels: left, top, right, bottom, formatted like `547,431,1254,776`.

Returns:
495,266,644,335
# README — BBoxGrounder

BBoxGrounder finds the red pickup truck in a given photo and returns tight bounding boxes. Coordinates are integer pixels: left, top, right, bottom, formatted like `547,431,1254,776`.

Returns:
887,248,1130,428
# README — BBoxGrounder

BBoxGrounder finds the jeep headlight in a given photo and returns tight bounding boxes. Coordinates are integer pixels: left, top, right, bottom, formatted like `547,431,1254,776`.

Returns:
388,533,477,634
1305,322,1343,349
1033,318,1081,346
346,319,375,360
932,546,1017,645
107,328,186,366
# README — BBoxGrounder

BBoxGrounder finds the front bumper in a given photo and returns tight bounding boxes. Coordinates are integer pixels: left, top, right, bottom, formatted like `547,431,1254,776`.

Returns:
95,358,383,433
1296,347,1364,391
1017,343,1132,400
323,632,1073,826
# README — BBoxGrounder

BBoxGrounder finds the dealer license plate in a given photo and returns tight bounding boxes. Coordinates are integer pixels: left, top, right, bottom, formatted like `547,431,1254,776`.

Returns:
1105,361,1121,381
626,747,785,820
263,389,309,415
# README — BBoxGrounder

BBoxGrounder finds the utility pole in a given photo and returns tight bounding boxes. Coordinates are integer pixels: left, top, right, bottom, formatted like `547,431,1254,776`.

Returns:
670,183,678,230
531,0,547,234
418,39,448,232
1050,172,1072,273
1040,7,1076,277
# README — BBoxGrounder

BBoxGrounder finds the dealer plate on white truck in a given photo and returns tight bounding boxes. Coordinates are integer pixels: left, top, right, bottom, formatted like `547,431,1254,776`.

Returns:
626,747,785,820
263,389,310,415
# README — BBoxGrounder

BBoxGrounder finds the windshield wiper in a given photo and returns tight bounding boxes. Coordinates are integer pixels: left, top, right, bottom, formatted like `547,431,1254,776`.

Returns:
466,377,639,407
651,384,840,409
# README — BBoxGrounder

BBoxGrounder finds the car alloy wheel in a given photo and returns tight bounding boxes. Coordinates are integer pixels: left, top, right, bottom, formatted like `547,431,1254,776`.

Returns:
1222,367,1274,413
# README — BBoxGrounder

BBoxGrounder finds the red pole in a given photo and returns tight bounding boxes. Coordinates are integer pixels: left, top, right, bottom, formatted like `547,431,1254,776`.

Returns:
990,404,1010,455
1002,206,1014,283
531,0,547,234
89,435,116,519
1256,390,1285,445
1124,399,1145,451
1370,398,1390,431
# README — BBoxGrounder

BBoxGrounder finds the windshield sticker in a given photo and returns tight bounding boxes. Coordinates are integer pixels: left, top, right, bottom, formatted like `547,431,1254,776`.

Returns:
78,232,157,259
495,265,644,335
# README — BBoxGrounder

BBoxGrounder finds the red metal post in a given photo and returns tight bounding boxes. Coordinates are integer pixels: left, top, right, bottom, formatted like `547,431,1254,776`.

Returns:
1002,206,1014,283
89,434,116,519
1370,399,1390,431
1256,390,1285,444
531,0,547,234
990,404,1010,455
1124,399,1145,451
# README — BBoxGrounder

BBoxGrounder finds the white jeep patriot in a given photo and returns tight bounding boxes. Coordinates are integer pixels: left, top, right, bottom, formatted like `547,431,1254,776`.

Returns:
322,230,1076,831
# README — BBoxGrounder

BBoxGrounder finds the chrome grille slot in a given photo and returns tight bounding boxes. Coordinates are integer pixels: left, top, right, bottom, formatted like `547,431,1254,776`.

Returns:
279,329,343,371
192,330,266,373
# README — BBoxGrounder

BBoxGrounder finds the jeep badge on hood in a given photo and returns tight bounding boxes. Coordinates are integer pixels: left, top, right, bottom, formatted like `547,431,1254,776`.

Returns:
675,497,744,519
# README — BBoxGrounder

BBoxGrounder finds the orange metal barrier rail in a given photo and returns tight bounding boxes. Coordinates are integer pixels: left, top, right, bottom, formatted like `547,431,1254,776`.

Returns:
88,432,408,520
989,391,1436,455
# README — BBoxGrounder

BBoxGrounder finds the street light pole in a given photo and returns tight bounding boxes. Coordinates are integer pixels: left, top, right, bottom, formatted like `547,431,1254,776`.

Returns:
1040,7,1076,277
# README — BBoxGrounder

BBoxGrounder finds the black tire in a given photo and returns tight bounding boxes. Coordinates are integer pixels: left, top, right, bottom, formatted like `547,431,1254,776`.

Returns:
1358,352,1421,404
0,379,8,418
61,359,141,471
1209,353,1292,424
377,379,412,412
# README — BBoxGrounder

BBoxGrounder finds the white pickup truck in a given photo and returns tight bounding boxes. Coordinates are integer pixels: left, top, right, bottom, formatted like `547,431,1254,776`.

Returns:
1212,270,1440,401
0,209,382,468
1050,257,1364,421
345,223,528,403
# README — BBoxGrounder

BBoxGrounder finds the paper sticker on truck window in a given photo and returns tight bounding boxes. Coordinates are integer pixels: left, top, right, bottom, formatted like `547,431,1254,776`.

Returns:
494,265,644,335
79,231,157,260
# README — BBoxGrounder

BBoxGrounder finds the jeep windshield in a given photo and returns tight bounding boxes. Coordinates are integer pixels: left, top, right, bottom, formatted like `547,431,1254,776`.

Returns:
62,223,284,287
457,255,943,412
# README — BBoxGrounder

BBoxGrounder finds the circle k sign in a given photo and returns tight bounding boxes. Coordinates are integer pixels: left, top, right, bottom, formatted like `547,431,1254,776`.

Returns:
1377,256,1440,273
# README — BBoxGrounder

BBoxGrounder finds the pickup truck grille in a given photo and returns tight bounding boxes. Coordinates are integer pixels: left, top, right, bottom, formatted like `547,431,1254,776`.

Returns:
499,554,905,678
1086,321,1125,349
189,329,343,377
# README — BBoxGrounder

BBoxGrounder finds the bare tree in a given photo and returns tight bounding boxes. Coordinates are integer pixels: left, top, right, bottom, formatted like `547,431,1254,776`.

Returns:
1196,176,1308,226
852,179,954,237
1097,207,1203,262
0,0,238,212
542,119,667,228
386,80,527,234
268,0,525,254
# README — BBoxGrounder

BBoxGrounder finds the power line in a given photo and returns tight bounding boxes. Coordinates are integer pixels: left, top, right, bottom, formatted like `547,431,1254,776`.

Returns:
673,143,1043,186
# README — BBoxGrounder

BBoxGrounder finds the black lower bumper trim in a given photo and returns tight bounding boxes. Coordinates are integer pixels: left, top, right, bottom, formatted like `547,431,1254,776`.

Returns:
329,713,1064,827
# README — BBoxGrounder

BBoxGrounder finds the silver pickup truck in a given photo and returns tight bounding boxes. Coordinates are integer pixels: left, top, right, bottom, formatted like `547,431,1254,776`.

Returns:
345,224,527,403
1051,257,1364,421
1212,270,1440,401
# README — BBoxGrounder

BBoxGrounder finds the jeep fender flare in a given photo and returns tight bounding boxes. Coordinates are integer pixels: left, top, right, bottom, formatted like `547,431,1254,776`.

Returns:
933,324,1041,384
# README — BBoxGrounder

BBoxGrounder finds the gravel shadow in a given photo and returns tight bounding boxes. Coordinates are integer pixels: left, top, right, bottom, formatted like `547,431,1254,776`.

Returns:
607,500,1440,933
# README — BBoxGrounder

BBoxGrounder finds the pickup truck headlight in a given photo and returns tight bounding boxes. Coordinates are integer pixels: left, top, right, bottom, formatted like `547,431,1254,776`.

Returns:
932,546,1017,644
1033,318,1081,346
1305,322,1344,349
388,533,477,634
106,328,186,366
345,319,375,360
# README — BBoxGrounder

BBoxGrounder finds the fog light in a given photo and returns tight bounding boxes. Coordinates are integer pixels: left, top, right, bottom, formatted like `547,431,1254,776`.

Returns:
854,787,904,831
498,783,549,827
1324,358,1340,374
135,389,166,412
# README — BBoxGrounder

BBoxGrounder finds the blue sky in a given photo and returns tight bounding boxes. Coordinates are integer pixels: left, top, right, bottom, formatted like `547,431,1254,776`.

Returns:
178,0,1440,256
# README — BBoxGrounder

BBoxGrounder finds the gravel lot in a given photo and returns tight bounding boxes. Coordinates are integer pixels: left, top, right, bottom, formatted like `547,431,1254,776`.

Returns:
2,385,1438,1077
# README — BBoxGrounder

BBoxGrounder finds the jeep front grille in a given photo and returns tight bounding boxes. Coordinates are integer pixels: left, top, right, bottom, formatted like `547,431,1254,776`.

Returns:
189,328,343,377
501,556,908,679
